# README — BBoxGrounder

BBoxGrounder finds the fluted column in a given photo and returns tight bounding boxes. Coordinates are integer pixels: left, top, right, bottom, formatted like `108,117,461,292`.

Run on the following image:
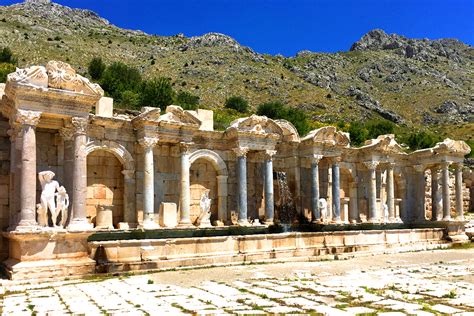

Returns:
386,163,395,222
441,161,451,221
430,166,440,221
310,154,323,222
414,164,426,221
178,142,193,227
332,158,341,222
454,163,464,220
364,161,379,223
139,137,159,229
15,110,41,230
264,150,276,225
68,117,93,231
235,147,249,225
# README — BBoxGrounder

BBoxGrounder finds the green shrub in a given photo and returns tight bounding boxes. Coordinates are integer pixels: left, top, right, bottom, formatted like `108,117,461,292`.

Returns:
224,96,248,113
0,62,16,83
256,101,310,136
347,122,369,146
175,90,199,110
88,57,106,80
366,119,394,139
140,77,175,110
404,131,440,151
464,140,473,158
100,62,142,101
119,90,140,110
214,108,242,131
0,47,17,64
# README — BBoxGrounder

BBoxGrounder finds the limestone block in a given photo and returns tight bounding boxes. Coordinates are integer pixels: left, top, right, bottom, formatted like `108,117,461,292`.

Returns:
159,202,178,228
96,97,113,117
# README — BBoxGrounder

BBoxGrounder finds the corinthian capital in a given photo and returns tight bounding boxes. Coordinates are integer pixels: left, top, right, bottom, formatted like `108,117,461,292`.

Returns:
364,160,379,170
179,142,193,154
309,154,323,164
15,110,41,127
59,127,74,141
139,137,158,149
263,150,277,160
233,147,249,158
71,117,88,135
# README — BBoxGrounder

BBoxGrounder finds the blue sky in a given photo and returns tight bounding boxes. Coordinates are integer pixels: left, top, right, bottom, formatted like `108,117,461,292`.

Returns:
3,0,474,56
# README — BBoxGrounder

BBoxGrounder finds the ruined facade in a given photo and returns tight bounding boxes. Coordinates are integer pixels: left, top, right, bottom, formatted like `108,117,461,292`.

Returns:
0,62,470,279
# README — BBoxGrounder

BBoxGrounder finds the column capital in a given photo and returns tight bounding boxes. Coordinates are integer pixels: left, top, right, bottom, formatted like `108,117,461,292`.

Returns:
385,162,395,170
122,169,135,179
263,150,277,160
59,126,74,141
15,110,41,127
413,164,425,173
309,154,323,164
71,117,88,135
331,156,342,165
233,147,249,158
441,160,451,168
453,162,463,172
430,165,440,172
7,125,21,141
364,160,379,170
179,142,193,154
139,137,158,149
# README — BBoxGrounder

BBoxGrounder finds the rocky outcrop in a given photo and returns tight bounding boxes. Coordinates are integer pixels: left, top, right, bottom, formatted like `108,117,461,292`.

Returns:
350,29,473,63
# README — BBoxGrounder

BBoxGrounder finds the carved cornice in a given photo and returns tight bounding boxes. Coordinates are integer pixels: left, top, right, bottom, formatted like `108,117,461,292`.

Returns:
233,147,249,158
71,117,88,135
363,161,379,170
15,109,41,127
138,137,158,149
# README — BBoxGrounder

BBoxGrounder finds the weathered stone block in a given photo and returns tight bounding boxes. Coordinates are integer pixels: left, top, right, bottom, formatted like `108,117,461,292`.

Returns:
96,97,113,117
159,202,177,228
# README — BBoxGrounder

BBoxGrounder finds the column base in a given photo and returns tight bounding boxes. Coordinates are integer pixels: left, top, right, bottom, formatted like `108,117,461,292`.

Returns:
14,224,40,232
177,219,194,228
442,216,452,221
264,219,274,226
455,215,464,221
68,218,93,231
237,219,251,227
141,219,160,230
367,218,379,224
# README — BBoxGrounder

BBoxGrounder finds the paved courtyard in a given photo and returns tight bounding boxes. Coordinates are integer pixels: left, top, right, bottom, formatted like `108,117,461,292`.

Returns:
1,248,473,315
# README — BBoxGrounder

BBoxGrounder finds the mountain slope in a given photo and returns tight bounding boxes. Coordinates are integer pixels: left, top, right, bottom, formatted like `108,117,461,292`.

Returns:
0,0,472,140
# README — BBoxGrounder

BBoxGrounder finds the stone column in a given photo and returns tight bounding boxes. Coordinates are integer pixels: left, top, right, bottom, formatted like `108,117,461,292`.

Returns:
386,163,395,222
454,163,464,220
68,117,93,231
7,125,21,228
235,147,249,225
217,175,228,225
178,142,193,227
332,158,341,222
310,154,323,222
122,170,136,226
364,161,379,223
430,166,440,221
139,137,159,229
15,110,41,230
414,164,426,221
263,150,276,225
441,161,451,221
59,126,74,226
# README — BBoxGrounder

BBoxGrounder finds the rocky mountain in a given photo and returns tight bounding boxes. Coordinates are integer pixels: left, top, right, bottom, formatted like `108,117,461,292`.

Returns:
0,0,472,140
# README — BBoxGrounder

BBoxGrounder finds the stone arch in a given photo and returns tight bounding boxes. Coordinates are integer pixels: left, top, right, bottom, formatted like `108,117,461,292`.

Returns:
188,149,228,224
189,149,228,176
85,139,135,171
85,139,136,228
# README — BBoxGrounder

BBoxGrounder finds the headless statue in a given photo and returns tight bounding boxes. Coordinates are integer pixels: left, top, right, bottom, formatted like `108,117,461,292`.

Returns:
319,198,328,222
196,189,212,227
56,186,69,227
38,171,60,227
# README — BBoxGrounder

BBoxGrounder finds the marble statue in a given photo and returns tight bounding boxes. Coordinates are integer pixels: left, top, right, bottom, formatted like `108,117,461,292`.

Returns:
383,203,388,223
37,171,69,228
435,189,443,220
56,186,69,227
197,189,212,227
319,198,328,222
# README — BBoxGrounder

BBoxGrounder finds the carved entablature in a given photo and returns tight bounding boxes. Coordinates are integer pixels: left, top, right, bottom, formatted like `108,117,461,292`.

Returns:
300,126,350,157
361,134,404,155
433,138,471,157
131,107,162,129
274,119,300,142
7,61,103,96
157,105,201,127
227,115,283,137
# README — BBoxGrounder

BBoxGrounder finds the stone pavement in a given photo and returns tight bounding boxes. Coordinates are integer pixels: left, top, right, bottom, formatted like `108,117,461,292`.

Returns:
1,249,473,315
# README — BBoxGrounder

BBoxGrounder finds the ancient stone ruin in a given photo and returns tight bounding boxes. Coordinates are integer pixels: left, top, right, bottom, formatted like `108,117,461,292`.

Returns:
0,61,470,280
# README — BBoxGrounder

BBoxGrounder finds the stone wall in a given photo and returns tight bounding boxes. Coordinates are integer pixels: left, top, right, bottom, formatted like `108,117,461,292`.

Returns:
86,150,124,227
